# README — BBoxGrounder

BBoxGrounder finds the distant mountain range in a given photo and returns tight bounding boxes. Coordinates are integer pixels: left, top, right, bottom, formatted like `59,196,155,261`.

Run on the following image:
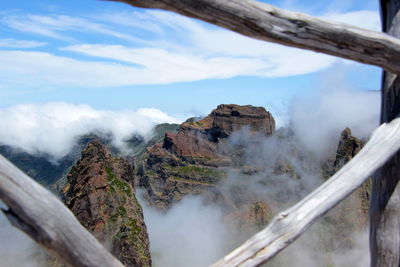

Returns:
1,104,370,267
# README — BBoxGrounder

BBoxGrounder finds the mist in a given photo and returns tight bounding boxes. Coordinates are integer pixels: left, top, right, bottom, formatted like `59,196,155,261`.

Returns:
0,102,180,160
141,195,243,267
140,127,370,267
290,70,380,157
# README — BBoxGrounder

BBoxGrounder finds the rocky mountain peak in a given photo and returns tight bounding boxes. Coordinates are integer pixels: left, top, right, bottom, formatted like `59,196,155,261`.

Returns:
62,140,151,267
159,104,275,165
180,104,275,140
80,139,110,161
137,104,277,209
209,104,275,138
333,128,363,171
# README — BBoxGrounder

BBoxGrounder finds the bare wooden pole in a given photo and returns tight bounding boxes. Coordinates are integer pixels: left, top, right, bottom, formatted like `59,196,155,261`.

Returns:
0,155,124,267
113,0,400,75
370,1,400,266
211,117,400,266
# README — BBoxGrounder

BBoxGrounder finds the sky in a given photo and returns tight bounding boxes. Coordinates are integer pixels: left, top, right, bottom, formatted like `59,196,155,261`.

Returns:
1,0,381,115
0,0,383,158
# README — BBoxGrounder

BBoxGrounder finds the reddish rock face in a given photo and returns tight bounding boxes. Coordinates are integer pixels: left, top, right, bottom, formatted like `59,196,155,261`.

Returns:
137,104,276,209
210,104,275,138
333,128,363,171
62,140,152,267
161,104,275,163
163,129,221,161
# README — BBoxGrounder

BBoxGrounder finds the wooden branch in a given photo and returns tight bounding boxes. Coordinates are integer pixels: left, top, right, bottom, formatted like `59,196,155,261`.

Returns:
211,117,400,267
112,0,400,74
0,155,124,267
370,1,400,266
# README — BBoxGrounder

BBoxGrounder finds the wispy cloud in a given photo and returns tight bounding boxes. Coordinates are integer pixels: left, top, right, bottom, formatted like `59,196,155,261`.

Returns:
0,49,266,89
0,38,46,48
0,9,380,89
323,10,380,31
2,14,142,42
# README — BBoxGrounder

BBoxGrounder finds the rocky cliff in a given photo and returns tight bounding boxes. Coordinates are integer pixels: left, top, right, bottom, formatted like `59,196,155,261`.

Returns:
137,104,276,209
333,127,364,171
135,107,370,252
2,103,373,267
162,104,275,162
62,140,151,267
321,128,369,251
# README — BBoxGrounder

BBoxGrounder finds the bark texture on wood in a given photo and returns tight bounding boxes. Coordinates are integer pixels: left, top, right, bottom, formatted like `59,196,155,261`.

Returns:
212,117,400,267
370,1,400,266
0,155,124,267
113,0,400,74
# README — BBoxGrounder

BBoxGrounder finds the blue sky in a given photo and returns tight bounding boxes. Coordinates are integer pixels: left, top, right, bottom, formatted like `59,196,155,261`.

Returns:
0,0,381,117
0,0,383,158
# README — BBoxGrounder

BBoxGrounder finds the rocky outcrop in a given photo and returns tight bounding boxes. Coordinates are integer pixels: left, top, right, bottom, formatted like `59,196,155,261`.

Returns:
321,128,369,251
162,104,275,163
209,104,275,138
163,129,225,164
62,140,151,267
137,104,276,209
224,200,273,230
333,127,363,171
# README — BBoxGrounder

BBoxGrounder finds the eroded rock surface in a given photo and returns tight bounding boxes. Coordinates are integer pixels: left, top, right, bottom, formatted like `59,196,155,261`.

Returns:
333,127,363,171
137,104,276,209
62,140,151,267
322,127,369,250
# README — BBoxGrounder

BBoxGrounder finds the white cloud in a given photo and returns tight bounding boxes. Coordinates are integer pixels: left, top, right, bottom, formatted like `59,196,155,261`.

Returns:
2,14,142,42
290,69,380,156
142,196,238,267
0,49,266,89
0,9,380,89
323,10,381,31
0,38,46,48
0,103,180,159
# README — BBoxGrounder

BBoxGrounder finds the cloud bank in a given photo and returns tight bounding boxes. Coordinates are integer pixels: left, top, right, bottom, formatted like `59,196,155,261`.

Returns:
140,128,371,267
290,74,380,156
0,103,180,159
142,196,239,267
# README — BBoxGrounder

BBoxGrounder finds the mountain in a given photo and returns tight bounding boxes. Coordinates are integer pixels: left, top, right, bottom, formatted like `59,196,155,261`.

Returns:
2,104,371,266
132,104,370,264
321,128,370,249
0,124,179,188
0,145,75,186
136,104,277,210
126,123,180,156
62,140,151,267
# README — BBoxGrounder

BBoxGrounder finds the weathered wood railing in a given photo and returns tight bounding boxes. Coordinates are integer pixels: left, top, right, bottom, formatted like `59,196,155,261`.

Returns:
1,0,400,266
